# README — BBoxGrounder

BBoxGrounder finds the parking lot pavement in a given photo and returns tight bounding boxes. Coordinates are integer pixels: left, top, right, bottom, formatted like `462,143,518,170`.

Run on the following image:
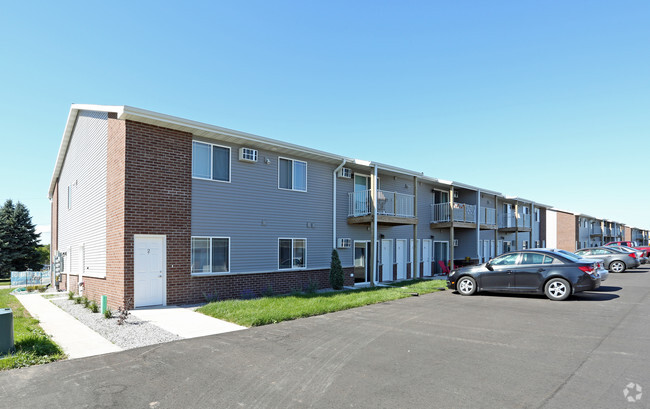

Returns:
2,266,650,409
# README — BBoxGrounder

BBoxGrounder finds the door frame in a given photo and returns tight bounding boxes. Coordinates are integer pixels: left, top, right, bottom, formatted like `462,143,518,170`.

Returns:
381,239,393,282
353,240,371,284
396,239,407,279
433,240,450,274
422,239,432,276
133,234,167,308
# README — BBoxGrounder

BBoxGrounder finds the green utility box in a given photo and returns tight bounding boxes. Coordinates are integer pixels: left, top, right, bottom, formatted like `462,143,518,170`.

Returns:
0,308,14,355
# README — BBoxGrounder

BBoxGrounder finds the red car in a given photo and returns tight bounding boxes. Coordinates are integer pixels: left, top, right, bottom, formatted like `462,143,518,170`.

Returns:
605,241,650,258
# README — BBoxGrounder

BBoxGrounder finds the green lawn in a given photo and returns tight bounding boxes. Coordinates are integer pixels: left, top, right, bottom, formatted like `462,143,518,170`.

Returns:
0,278,10,285
0,289,65,370
198,279,446,327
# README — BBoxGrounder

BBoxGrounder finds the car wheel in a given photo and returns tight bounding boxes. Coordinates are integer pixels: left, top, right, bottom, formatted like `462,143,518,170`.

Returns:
609,261,626,273
457,276,477,296
544,278,570,301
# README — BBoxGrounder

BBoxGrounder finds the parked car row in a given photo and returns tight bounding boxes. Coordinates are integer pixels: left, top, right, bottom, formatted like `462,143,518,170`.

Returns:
447,244,647,301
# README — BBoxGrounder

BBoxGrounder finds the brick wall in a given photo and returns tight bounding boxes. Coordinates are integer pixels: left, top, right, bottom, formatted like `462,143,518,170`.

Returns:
556,211,576,252
625,226,632,241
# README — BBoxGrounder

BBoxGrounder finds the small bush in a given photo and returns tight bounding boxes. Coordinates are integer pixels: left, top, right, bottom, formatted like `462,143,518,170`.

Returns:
26,285,35,292
261,285,275,297
202,290,218,303
89,301,99,313
82,297,90,308
68,291,74,300
37,285,47,293
117,298,132,325
74,297,82,304
329,249,344,290
303,278,319,294
103,307,113,319
240,289,256,300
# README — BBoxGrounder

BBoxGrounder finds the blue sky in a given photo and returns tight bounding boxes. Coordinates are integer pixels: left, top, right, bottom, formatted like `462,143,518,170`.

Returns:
1,1,648,244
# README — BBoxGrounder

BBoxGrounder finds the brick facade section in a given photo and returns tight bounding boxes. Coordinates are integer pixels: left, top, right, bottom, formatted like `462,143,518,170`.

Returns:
625,226,632,241
556,211,576,252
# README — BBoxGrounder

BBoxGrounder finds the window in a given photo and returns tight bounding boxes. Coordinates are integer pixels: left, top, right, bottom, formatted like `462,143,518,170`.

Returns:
491,253,519,266
535,240,541,248
522,240,529,249
192,141,230,182
279,238,306,269
520,252,545,264
535,209,540,223
279,158,307,191
191,237,230,274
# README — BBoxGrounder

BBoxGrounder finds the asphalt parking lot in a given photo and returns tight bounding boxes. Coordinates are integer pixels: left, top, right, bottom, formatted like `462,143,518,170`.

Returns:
2,265,650,409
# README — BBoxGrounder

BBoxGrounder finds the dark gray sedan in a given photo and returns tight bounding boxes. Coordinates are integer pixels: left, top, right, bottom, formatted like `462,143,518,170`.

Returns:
575,247,640,273
447,249,601,301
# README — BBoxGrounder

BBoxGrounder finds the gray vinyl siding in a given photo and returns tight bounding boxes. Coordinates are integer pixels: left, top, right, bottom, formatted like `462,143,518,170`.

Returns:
57,110,108,277
192,140,334,273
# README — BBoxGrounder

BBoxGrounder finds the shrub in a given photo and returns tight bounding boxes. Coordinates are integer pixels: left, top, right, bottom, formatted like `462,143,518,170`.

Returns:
303,278,319,294
82,297,90,308
68,291,74,300
261,285,275,297
103,307,113,319
89,301,99,313
329,249,344,290
74,297,82,305
117,298,132,325
26,285,35,292
202,290,218,303
240,289,256,300
37,285,47,293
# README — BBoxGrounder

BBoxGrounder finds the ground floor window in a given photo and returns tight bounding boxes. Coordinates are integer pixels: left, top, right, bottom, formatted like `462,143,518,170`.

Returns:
191,237,230,274
279,238,306,269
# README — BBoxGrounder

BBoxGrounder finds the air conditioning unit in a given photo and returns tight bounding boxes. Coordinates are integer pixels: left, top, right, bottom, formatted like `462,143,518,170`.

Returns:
453,239,459,247
337,168,352,178
238,147,258,163
337,238,352,249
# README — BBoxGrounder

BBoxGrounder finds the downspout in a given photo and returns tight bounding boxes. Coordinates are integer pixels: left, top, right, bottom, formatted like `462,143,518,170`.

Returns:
476,190,481,262
372,165,378,286
333,159,347,249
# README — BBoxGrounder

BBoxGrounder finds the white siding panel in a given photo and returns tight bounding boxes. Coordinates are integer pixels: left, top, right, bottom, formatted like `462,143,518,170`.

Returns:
57,111,108,277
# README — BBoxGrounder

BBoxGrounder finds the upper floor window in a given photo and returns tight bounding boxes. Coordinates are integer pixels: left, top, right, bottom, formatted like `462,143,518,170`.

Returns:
192,141,230,182
278,158,307,191
535,209,540,222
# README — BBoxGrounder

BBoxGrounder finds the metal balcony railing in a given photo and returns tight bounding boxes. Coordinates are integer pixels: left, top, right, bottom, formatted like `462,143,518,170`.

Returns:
431,202,477,223
348,189,414,218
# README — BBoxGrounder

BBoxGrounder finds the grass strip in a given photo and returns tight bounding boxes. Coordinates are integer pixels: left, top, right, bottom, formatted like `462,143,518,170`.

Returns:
0,289,65,370
198,279,445,327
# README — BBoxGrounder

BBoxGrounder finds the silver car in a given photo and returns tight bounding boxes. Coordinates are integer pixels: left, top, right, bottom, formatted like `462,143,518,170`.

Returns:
575,247,639,273
549,249,609,281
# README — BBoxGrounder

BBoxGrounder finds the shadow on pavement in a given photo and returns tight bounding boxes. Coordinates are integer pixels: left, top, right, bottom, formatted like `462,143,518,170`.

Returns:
596,286,622,292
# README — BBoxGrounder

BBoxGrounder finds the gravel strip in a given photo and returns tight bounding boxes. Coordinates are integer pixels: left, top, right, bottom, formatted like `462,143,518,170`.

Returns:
51,298,182,349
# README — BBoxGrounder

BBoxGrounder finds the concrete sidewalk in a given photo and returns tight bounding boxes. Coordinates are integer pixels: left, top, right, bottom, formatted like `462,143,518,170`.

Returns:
15,293,122,359
130,305,245,338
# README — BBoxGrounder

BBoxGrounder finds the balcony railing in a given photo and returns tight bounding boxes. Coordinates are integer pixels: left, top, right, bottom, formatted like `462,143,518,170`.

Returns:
479,207,496,225
590,228,602,235
348,189,414,218
498,213,531,229
431,202,477,224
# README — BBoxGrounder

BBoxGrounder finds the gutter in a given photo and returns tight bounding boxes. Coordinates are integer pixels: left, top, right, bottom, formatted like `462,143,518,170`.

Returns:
333,159,347,249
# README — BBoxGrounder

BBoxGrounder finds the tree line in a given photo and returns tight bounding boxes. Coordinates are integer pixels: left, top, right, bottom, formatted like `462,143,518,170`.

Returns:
0,199,46,277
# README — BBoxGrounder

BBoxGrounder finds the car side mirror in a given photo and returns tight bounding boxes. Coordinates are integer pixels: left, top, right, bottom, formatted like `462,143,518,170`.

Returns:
486,262,494,271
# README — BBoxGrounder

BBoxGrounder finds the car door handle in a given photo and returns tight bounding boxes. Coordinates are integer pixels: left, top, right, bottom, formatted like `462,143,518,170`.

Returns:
537,268,546,273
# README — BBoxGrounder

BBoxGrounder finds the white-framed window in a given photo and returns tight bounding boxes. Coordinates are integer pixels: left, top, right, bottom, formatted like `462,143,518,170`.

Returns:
535,240,541,248
535,209,540,222
192,141,231,182
278,157,307,192
522,240,529,249
278,238,306,269
191,237,230,274
67,185,72,210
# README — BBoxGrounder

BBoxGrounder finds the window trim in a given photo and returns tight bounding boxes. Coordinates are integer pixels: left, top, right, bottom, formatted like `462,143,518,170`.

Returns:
278,237,307,270
192,140,232,183
191,236,231,276
277,157,308,192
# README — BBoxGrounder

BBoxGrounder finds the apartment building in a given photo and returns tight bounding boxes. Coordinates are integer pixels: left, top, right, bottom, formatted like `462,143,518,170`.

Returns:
49,104,648,308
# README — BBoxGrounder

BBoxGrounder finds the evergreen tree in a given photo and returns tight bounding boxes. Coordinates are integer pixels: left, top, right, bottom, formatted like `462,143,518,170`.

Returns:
0,199,41,277
329,249,344,290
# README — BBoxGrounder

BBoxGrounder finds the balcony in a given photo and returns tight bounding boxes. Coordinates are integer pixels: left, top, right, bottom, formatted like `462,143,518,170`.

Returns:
479,207,497,229
590,228,602,237
430,202,477,228
498,213,531,232
348,189,417,225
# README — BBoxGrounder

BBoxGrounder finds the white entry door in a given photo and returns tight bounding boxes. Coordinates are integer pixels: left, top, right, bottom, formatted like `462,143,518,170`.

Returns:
381,239,393,282
422,239,432,276
134,235,165,308
396,239,407,280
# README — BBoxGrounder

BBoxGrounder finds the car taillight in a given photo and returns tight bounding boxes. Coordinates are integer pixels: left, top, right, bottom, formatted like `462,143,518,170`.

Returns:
629,253,637,258
578,265,594,274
